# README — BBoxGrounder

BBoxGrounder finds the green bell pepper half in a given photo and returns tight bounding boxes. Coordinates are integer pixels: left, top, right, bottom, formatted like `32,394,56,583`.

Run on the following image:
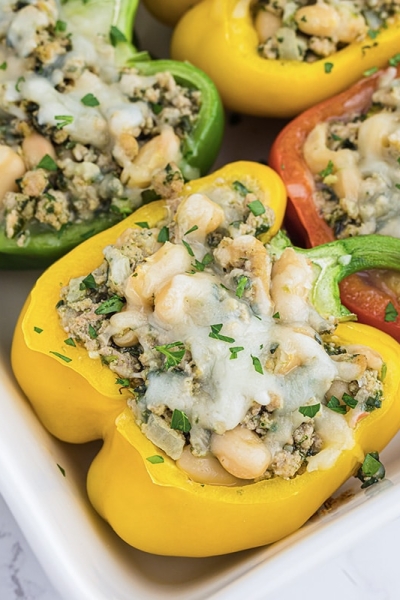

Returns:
0,0,224,269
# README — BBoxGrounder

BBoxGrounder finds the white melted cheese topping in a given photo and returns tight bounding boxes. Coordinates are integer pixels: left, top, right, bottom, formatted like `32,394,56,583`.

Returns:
0,0,178,153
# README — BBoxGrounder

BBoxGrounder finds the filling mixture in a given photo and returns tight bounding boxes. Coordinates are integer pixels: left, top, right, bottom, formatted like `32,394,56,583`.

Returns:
304,67,400,300
253,0,400,62
0,0,201,247
57,175,385,486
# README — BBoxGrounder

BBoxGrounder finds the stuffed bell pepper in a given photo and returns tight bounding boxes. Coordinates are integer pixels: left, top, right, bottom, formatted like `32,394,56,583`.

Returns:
11,160,400,556
0,0,224,269
269,64,400,341
170,0,400,118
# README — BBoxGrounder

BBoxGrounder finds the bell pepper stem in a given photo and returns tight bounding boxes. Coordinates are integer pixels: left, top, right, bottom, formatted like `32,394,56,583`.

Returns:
269,231,400,321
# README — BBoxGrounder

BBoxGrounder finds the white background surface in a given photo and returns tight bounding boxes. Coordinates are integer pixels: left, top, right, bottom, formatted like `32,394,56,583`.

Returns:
2,2,400,599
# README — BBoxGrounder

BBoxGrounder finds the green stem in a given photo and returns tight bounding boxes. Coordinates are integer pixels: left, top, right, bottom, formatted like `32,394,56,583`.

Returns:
269,231,400,321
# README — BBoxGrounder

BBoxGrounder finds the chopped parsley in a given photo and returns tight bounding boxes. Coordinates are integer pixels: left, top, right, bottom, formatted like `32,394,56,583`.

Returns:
155,341,186,369
324,62,334,73
95,295,125,315
33,326,43,334
0,62,7,70
79,273,97,290
235,275,249,298
319,160,334,178
233,180,251,196
356,451,385,488
171,409,191,433
64,337,76,347
327,395,347,414
157,226,169,243
135,221,149,229
299,403,320,418
146,455,164,464
15,76,25,92
251,355,263,374
247,199,266,216
209,324,235,343
49,351,72,363
363,66,379,77
184,225,199,235
229,346,244,359
384,301,398,322
81,93,100,107
55,114,74,129
57,464,66,477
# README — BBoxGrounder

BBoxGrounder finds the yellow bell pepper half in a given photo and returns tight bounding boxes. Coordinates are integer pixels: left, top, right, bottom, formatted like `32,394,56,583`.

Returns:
170,0,400,118
11,162,400,556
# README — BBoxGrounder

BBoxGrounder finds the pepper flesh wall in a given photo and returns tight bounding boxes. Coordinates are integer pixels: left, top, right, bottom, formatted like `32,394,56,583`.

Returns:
11,162,400,556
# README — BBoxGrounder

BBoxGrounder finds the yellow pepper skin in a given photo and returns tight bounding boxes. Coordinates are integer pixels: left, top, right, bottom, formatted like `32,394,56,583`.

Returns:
11,162,400,557
142,0,200,26
170,0,400,118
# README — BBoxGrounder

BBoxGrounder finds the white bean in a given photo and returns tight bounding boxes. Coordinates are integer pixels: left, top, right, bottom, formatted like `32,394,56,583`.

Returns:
176,446,243,486
0,145,25,204
211,426,271,480
21,132,56,170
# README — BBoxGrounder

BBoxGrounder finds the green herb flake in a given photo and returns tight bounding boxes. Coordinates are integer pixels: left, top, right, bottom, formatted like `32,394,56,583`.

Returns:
79,273,97,290
64,337,76,347
191,253,213,272
365,394,382,412
233,180,251,196
81,93,100,107
135,221,149,229
389,53,400,67
184,225,199,235
380,362,387,381
247,199,266,216
109,25,127,46
229,346,245,359
319,159,334,178
356,451,385,488
342,393,358,409
34,326,43,334
157,226,169,243
384,301,398,322
209,324,235,344
327,395,347,414
141,189,161,204
235,275,249,299
55,114,74,129
273,312,280,319
15,76,25,92
0,62,7,70
182,239,195,257
171,409,192,433
146,455,164,464
55,20,67,32
100,355,118,365
363,66,379,77
299,403,320,418
155,341,186,370
95,295,125,315
88,324,98,339
57,464,66,477
367,29,379,39
115,377,130,387
49,351,72,363
324,62,334,73
251,355,263,374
